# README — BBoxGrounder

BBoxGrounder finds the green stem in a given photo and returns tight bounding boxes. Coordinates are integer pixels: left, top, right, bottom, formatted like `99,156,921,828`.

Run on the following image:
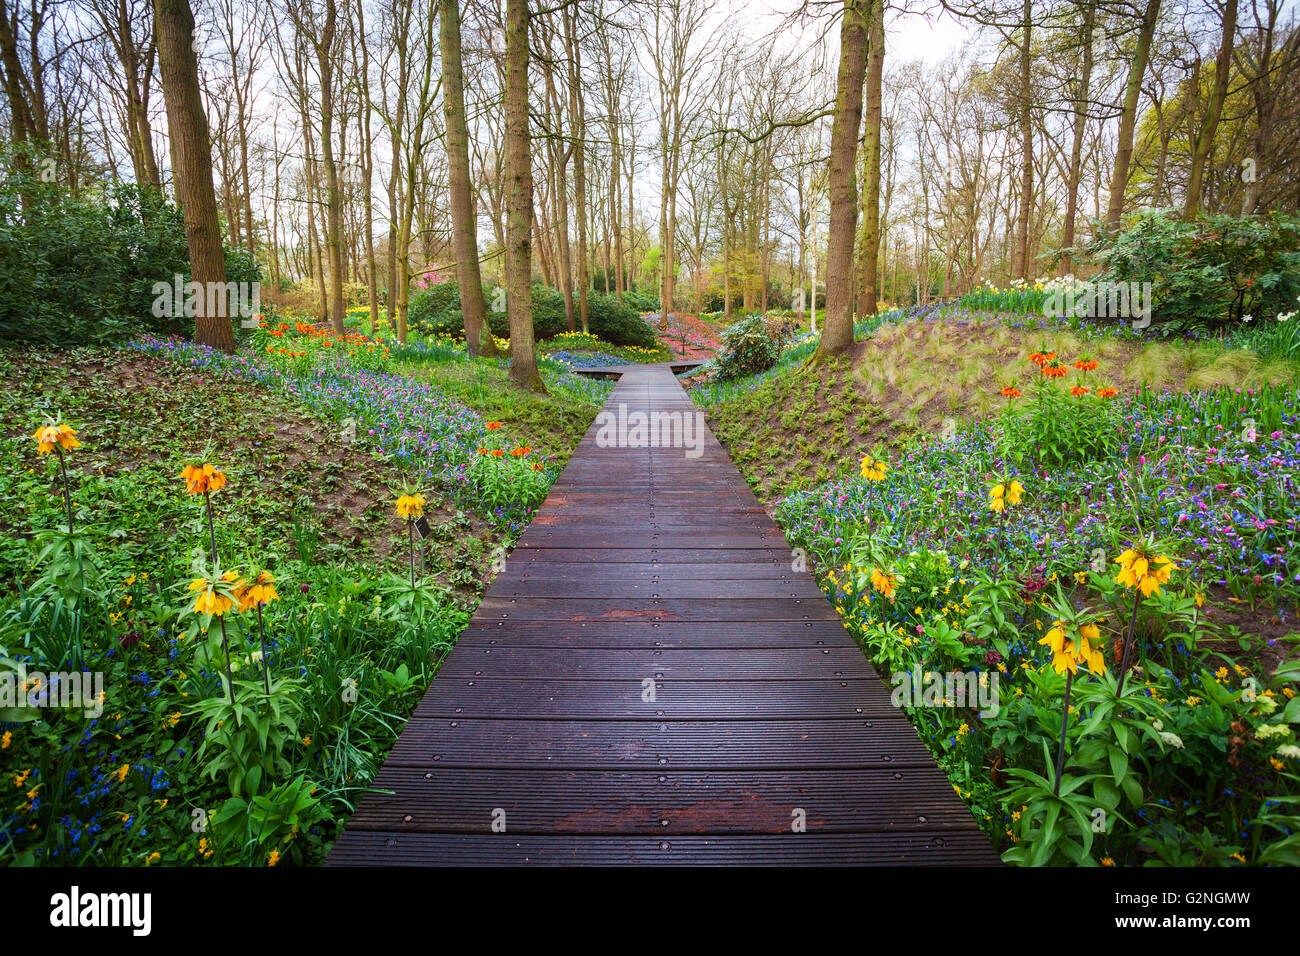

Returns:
257,603,270,695
408,520,416,589
1053,669,1075,797
55,447,74,532
218,614,234,704
204,489,218,564
1116,589,1141,697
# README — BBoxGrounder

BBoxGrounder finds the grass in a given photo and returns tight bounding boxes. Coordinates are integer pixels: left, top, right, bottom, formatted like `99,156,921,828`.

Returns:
396,355,605,472
697,312,1299,501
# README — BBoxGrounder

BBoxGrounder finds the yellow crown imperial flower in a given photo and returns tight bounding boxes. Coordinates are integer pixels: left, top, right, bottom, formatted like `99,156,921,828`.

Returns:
396,494,425,519
241,570,279,609
188,577,235,617
32,423,81,455
989,484,1006,513
1114,548,1175,597
860,455,889,482
1038,620,1107,676
1006,479,1024,505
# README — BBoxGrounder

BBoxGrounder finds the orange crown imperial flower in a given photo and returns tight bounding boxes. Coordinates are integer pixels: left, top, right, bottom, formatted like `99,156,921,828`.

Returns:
1069,386,1091,396
999,385,1022,398
1096,387,1119,398
869,568,896,598
1041,361,1067,378
181,464,227,495
1073,358,1098,371
32,423,81,454
485,421,503,431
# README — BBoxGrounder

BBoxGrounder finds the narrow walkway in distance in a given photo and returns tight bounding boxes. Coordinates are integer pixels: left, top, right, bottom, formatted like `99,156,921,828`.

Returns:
327,363,999,865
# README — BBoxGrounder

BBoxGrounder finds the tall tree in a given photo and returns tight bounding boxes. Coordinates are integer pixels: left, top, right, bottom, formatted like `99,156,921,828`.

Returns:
504,0,543,391
854,0,885,318
440,0,496,355
1059,0,1095,272
815,0,869,358
1183,0,1240,217
154,0,232,351
1104,0,1162,229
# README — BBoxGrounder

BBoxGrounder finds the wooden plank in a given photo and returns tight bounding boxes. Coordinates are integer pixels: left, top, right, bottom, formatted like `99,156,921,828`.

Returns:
413,680,897,720
327,363,998,867
438,647,869,680
325,830,999,866
383,718,940,769
455,621,861,649
344,767,977,834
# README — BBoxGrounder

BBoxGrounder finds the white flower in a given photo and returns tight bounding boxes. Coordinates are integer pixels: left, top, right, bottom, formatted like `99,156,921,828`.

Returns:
1276,745,1300,760
1255,695,1278,714
1152,719,1164,731
1279,311,1296,322
1241,313,1253,323
1158,731,1184,749
1255,723,1291,740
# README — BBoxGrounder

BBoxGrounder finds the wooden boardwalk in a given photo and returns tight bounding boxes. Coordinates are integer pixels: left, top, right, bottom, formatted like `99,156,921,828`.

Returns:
327,363,999,865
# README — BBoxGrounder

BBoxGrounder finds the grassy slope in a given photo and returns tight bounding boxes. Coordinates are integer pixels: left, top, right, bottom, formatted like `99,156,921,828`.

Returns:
704,314,1298,501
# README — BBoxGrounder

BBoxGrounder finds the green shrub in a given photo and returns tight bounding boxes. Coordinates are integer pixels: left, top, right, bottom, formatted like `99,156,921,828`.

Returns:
410,280,656,348
714,314,783,381
0,144,261,345
1089,210,1300,334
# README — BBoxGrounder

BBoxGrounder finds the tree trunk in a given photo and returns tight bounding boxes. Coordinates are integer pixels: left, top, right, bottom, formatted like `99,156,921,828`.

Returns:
565,5,591,333
1105,0,1162,230
1184,0,1239,217
854,0,885,318
1013,0,1033,279
1060,0,1094,273
816,0,869,358
316,0,345,333
154,0,232,351
441,0,496,355
505,0,544,391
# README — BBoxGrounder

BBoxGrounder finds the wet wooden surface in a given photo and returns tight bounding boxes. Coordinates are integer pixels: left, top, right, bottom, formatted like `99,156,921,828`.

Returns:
327,363,999,866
